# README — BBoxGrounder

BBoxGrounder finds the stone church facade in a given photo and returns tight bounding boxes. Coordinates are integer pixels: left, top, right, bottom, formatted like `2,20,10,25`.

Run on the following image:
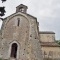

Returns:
0,4,43,60
0,4,60,60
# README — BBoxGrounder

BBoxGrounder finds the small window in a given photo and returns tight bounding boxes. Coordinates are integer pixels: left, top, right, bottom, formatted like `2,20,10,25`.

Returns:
17,18,20,26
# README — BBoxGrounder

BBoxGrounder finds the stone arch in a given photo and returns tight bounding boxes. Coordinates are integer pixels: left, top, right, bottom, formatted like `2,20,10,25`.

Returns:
2,13,30,39
5,13,30,26
9,41,20,59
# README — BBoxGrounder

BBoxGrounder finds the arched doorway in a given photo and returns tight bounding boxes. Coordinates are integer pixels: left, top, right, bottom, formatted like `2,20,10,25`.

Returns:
10,43,18,58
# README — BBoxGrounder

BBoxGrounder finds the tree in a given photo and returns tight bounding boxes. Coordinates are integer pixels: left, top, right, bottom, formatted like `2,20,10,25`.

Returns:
0,7,5,16
0,0,6,17
1,0,6,3
56,40,60,45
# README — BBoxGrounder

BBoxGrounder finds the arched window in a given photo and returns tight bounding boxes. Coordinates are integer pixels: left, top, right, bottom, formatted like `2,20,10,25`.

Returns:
10,43,18,58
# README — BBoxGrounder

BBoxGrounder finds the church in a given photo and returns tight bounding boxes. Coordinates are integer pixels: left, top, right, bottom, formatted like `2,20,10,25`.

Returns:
0,4,43,60
0,4,60,60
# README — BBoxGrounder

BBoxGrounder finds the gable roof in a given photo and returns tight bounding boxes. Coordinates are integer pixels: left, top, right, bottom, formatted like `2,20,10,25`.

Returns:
3,11,37,20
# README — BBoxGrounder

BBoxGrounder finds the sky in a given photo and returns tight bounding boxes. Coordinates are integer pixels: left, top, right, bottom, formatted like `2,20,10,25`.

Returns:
0,0,60,40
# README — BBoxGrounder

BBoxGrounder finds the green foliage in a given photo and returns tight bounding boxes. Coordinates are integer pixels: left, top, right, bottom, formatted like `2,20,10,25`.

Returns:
0,58,2,60
56,40,60,45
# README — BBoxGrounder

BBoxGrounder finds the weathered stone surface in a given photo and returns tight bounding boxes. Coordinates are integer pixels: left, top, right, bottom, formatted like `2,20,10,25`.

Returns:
0,4,43,60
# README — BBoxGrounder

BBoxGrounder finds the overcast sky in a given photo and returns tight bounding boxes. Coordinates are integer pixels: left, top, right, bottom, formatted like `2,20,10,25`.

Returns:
0,0,60,40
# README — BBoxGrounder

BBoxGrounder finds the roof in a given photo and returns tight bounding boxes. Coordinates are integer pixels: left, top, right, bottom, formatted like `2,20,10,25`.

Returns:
39,31,55,34
40,42,60,47
3,11,37,20
16,4,28,9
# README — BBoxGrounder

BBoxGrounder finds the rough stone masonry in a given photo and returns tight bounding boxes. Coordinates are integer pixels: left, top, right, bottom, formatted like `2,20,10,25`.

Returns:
0,4,43,60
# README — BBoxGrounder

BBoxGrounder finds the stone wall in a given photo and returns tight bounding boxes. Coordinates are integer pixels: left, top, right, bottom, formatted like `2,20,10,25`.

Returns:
0,12,43,60
41,46,60,60
39,33,55,42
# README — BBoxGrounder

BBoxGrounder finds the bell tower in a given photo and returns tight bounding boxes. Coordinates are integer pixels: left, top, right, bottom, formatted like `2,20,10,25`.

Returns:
16,4,28,13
